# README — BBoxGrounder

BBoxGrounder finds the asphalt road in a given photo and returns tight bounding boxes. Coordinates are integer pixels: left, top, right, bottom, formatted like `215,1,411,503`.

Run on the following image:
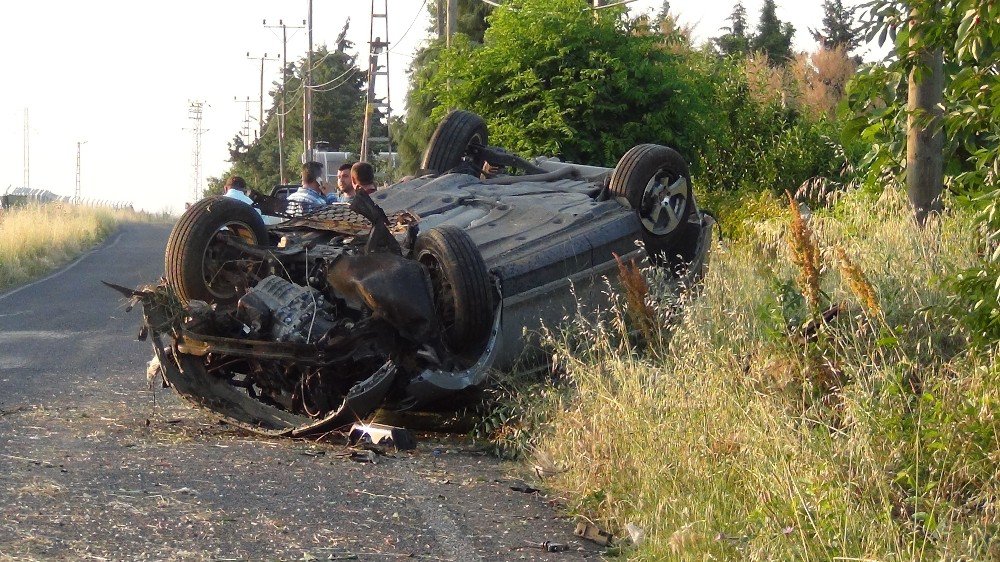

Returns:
0,223,600,561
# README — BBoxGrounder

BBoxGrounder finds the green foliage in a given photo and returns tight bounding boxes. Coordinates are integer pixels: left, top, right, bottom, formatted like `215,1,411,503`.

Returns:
208,22,367,193
427,0,494,43
714,2,751,57
950,189,1000,345
751,0,795,63
810,0,862,53
422,0,720,167
697,59,844,198
393,2,495,173
503,191,997,559
847,0,999,346
396,42,448,173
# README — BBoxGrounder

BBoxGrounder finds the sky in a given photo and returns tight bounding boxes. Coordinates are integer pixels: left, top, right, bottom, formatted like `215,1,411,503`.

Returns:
0,1,883,215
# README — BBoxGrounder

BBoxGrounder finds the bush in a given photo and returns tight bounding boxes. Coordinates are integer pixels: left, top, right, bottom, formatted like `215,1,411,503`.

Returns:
485,190,997,559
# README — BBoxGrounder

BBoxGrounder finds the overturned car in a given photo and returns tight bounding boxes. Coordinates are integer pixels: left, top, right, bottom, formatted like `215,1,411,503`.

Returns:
125,111,713,437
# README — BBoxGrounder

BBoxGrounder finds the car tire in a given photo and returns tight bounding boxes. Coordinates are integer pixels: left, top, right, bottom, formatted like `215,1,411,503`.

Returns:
421,110,489,174
609,144,694,260
414,225,494,353
165,196,269,305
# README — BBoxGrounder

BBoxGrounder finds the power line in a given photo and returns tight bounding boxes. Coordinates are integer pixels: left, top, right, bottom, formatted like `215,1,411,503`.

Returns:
388,0,428,53
309,66,359,89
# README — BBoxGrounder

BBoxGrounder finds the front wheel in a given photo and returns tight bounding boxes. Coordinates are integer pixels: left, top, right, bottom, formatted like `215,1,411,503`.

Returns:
413,225,494,354
609,144,694,261
165,196,269,305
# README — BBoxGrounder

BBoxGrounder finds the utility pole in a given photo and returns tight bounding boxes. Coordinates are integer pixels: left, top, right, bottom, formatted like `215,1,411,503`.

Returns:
234,96,260,144
303,0,315,163
187,101,207,202
265,18,306,185
23,108,29,189
446,0,457,46
247,52,279,139
361,0,393,164
906,5,944,226
75,140,87,199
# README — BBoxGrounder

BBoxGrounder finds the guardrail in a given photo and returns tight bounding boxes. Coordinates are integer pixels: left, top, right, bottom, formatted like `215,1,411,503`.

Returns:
1,188,132,211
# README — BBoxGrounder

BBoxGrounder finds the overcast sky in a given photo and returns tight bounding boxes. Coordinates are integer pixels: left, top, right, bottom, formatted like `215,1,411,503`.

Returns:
0,1,879,214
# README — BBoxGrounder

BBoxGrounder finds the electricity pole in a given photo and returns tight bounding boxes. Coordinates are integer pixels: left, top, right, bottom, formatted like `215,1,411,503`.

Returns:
234,96,260,144
361,0,393,164
75,140,87,199
247,52,279,139
23,108,29,189
265,18,306,185
304,0,315,163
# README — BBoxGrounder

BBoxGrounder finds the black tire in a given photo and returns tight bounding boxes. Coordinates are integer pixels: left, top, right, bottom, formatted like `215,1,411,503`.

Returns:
165,196,269,305
421,110,489,174
609,144,694,259
413,225,494,353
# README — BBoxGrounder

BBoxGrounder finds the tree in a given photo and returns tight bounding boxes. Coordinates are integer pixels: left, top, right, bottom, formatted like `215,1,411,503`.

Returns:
809,0,861,53
208,20,367,194
751,0,794,63
416,0,718,167
714,2,751,57
428,0,494,43
396,2,494,172
847,0,999,338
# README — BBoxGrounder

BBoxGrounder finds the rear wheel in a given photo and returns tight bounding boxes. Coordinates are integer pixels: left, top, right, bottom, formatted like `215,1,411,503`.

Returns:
413,225,493,353
609,144,694,261
165,196,268,305
421,110,489,174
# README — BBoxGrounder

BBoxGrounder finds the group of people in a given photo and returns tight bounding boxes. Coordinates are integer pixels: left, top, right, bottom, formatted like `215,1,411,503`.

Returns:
221,160,377,216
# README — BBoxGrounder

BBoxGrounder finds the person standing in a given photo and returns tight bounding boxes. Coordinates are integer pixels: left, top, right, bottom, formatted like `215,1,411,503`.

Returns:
333,162,355,200
287,161,329,214
222,176,253,205
351,162,378,197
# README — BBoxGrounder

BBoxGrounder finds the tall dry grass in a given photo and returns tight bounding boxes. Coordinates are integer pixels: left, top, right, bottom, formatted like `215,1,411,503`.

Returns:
502,189,998,559
0,204,135,291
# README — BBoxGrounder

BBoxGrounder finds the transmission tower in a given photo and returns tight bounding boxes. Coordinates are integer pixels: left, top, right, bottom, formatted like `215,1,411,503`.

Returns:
187,101,207,202
75,140,87,199
360,0,393,164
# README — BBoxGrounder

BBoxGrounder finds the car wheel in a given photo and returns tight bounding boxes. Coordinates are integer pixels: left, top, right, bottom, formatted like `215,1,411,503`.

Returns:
609,144,694,260
414,225,494,353
421,110,489,174
165,196,269,305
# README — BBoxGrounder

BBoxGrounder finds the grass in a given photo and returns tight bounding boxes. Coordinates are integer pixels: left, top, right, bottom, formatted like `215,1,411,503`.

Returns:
485,188,999,560
0,204,146,292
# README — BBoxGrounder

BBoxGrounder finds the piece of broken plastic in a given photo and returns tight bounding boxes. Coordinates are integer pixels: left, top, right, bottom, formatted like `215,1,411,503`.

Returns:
348,422,417,451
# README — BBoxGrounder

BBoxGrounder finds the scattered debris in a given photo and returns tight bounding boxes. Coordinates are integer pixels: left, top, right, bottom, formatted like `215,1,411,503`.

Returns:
349,449,378,464
625,522,645,546
347,422,417,451
533,541,569,552
509,481,541,494
575,521,613,546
